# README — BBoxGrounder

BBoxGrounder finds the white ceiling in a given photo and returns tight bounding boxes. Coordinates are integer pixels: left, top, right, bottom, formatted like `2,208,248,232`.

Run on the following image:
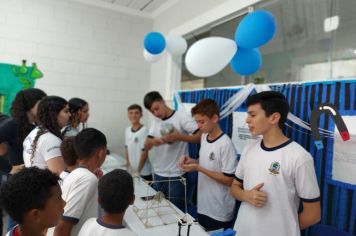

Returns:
72,0,178,18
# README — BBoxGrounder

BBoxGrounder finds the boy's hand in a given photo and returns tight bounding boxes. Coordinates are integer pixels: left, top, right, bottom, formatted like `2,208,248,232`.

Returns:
144,137,164,150
178,155,189,169
246,183,267,208
161,128,181,143
180,163,199,172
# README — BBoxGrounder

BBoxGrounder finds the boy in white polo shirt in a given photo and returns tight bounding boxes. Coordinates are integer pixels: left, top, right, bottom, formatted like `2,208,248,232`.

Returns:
78,169,136,236
230,91,321,236
125,104,152,181
140,91,202,211
51,128,107,236
179,99,237,231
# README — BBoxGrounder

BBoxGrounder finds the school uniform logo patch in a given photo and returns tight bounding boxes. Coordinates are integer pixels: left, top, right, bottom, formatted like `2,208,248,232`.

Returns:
209,152,215,161
269,161,280,175
134,137,139,143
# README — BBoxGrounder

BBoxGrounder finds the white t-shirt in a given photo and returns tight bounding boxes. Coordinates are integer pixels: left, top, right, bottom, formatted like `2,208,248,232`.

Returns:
197,133,237,222
59,170,70,183
78,218,136,236
148,110,198,177
47,167,99,236
62,125,80,137
234,139,320,236
125,126,152,176
23,127,62,169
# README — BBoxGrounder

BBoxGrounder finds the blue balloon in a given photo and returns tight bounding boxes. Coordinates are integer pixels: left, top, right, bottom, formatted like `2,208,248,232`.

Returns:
144,32,166,55
230,48,262,76
235,10,277,49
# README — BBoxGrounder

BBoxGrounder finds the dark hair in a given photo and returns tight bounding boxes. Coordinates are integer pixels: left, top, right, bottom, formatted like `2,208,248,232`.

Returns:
98,169,134,214
0,167,60,223
60,137,77,166
143,91,163,110
65,98,88,132
191,99,220,118
10,88,46,142
30,96,67,163
246,91,289,129
127,104,142,113
74,128,107,160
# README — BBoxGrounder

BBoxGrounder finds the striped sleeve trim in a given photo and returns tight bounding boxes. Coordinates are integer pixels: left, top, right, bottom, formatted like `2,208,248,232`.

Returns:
234,176,243,183
147,135,154,139
62,215,79,223
193,128,200,134
300,196,320,203
223,172,235,177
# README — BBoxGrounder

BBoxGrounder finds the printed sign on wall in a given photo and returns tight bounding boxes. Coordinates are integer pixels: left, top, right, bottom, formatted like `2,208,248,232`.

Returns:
332,116,356,185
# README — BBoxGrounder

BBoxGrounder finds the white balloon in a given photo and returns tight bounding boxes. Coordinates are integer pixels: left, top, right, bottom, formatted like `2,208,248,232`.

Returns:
166,35,188,55
143,49,162,63
185,37,237,77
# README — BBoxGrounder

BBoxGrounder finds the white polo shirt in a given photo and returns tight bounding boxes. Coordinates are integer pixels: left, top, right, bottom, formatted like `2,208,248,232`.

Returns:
125,125,152,176
23,127,62,169
148,110,198,177
197,133,238,222
234,139,320,236
78,218,136,236
47,167,99,236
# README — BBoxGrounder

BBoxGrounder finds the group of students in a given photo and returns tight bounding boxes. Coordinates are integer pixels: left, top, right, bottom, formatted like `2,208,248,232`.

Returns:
0,88,322,236
124,90,321,236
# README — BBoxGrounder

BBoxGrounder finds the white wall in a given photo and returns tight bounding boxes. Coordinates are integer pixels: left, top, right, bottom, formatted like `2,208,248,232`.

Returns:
0,0,153,154
150,0,261,101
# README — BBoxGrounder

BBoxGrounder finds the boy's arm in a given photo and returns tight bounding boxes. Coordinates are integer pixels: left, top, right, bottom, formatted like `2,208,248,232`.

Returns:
180,162,233,186
298,201,321,230
53,219,74,236
295,155,321,229
198,165,234,186
162,129,202,144
230,179,267,208
124,147,131,170
137,149,148,174
144,136,164,151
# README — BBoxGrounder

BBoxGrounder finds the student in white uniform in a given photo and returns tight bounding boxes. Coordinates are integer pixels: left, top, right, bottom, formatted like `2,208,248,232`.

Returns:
62,98,89,137
51,128,107,236
0,167,65,236
179,99,237,231
58,136,78,182
23,96,70,175
140,91,202,211
125,104,152,181
230,91,321,236
78,169,136,236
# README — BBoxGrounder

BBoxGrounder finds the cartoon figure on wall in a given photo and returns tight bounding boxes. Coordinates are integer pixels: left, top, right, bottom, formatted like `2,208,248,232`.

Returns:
310,103,350,150
0,60,43,114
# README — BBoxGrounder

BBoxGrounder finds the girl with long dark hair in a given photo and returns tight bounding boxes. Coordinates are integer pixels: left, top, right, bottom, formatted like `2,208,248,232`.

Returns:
23,96,70,174
0,88,46,174
62,97,89,137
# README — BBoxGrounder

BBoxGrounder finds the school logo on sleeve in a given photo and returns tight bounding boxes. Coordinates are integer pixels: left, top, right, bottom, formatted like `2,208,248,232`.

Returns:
209,152,215,161
269,161,280,175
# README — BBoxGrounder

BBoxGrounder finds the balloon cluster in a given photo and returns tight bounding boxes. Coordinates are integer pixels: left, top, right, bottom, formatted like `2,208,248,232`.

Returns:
186,10,276,77
143,32,188,63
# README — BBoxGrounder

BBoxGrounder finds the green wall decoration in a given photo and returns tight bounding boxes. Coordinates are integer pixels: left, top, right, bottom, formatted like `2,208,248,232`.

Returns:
0,60,43,114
